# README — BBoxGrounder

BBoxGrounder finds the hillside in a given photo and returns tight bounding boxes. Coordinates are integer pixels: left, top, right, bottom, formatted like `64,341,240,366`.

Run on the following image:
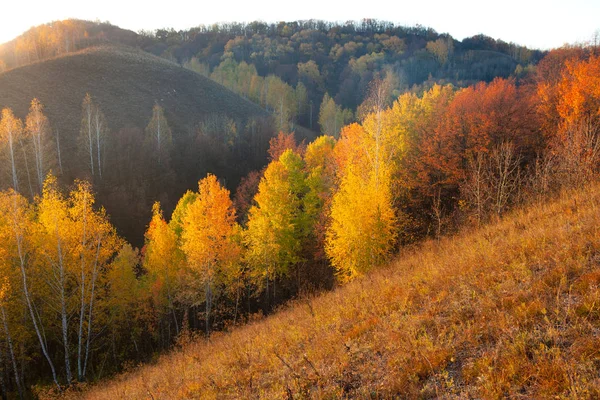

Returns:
0,45,275,244
70,183,600,399
0,44,268,144
0,19,545,137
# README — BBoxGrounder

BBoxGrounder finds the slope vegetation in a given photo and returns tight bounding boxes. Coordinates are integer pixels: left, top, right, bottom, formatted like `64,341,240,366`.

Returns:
73,183,600,399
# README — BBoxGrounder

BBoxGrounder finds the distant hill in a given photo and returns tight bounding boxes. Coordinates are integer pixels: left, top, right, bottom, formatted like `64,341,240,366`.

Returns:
0,20,140,71
0,45,274,245
75,182,600,399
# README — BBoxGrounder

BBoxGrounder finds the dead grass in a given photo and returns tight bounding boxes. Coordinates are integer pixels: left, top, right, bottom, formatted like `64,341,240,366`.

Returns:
69,184,600,399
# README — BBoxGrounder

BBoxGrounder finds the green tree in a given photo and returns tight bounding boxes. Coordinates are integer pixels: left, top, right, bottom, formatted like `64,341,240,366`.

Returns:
244,150,308,295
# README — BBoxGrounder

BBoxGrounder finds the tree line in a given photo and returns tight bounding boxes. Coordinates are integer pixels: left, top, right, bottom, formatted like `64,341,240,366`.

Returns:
0,46,599,396
1,19,545,134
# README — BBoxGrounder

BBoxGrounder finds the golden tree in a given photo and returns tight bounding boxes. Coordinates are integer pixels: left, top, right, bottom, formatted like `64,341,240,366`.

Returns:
143,202,183,336
181,174,241,333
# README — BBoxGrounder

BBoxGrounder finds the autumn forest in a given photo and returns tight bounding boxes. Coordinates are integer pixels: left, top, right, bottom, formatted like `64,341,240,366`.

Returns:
0,17,600,398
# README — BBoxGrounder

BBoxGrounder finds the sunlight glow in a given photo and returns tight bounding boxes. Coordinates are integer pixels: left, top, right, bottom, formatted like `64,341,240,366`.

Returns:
0,0,599,50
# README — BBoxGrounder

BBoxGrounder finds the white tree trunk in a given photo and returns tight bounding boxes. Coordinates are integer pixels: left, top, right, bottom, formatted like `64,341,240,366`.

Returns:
1,307,23,399
11,196,61,390
56,129,63,175
94,112,102,179
87,105,94,176
83,237,102,379
7,128,18,192
77,195,87,381
18,140,34,198
53,215,73,385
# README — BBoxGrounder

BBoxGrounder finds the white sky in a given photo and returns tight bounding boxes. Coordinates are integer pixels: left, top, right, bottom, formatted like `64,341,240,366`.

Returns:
1,0,599,50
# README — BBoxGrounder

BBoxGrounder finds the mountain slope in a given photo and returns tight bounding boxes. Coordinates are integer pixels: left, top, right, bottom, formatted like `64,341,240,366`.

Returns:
71,183,600,399
0,44,267,143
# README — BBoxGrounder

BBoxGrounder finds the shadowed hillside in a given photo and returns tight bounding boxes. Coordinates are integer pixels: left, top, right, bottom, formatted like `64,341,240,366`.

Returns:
0,45,276,244
0,44,268,147
69,183,600,399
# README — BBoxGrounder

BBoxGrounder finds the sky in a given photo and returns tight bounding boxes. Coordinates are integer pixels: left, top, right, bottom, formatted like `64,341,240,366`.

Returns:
1,0,599,50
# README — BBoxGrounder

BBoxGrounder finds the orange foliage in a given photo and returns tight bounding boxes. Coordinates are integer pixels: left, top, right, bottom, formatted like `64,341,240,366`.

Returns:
536,47,587,135
233,170,263,223
333,123,369,174
556,54,600,134
268,131,305,161
416,78,537,192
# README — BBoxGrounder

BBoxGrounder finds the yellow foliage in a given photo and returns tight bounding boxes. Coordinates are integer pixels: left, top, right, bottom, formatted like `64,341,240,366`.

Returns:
326,163,397,282
181,174,241,294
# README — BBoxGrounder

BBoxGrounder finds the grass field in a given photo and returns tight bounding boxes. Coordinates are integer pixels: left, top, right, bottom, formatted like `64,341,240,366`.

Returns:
62,183,600,399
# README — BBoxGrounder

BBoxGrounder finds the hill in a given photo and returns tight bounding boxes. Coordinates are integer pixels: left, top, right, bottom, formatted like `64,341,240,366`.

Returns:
71,183,600,399
0,19,545,137
0,20,140,71
0,45,275,244
0,44,268,144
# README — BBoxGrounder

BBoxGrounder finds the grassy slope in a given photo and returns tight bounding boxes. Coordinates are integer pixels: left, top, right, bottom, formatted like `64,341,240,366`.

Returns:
74,185,600,399
0,45,267,147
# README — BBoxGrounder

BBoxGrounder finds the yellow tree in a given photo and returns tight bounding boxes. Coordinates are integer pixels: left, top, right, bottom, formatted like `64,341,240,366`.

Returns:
0,209,25,398
303,135,337,264
326,100,399,282
326,163,396,282
36,175,75,383
181,174,241,334
105,244,144,362
168,190,198,240
67,180,121,381
244,150,307,298
0,189,61,389
143,202,182,338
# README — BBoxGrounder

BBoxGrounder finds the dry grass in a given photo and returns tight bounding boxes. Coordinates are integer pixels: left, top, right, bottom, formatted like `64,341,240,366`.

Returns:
70,184,600,399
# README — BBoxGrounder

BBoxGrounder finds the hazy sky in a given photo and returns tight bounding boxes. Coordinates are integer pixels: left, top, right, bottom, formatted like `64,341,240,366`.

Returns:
1,0,599,49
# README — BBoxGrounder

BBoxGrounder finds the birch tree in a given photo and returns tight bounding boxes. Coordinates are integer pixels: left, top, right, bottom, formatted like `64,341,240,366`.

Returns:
0,190,61,390
80,94,95,176
79,94,107,178
145,103,172,165
25,99,52,191
36,175,74,384
68,181,120,380
325,163,396,283
0,259,24,399
0,109,24,192
92,105,107,179
37,177,121,382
